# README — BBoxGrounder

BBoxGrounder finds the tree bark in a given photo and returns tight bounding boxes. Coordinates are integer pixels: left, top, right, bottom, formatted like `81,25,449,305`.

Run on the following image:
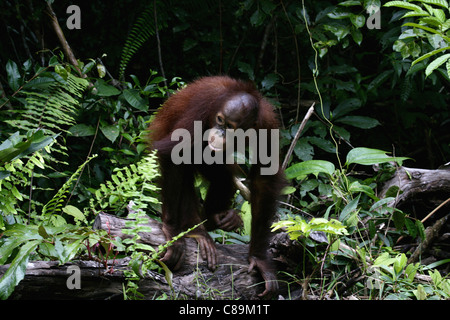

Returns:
379,166,450,207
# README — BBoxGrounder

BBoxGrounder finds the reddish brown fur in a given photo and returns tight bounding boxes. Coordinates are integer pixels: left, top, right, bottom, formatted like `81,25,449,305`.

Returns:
148,76,278,145
147,76,284,297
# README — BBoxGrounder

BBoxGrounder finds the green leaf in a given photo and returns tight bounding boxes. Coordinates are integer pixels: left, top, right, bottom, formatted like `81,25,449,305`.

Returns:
405,263,419,282
100,125,120,143
350,14,366,28
62,205,87,223
413,284,428,300
370,197,395,211
401,11,430,19
308,137,336,153
0,170,11,180
0,240,40,300
323,23,351,41
394,253,407,274
6,60,21,91
59,239,85,264
261,73,278,90
384,1,424,12
411,46,450,67
333,98,362,119
293,138,314,161
405,218,418,238
122,89,148,111
0,238,26,264
393,210,406,230
0,131,57,164
415,0,449,9
336,115,380,129
403,22,450,41
339,195,360,223
240,201,252,236
38,242,57,258
285,160,335,179
328,10,353,20
345,147,410,166
157,260,173,289
351,28,363,45
38,225,50,238
94,79,121,97
339,1,361,6
367,70,394,92
68,124,95,137
348,181,376,197
416,220,426,240
425,53,450,77
365,0,381,13
424,258,450,270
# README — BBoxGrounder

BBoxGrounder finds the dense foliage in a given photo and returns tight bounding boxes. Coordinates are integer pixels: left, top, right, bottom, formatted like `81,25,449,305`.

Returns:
0,0,449,300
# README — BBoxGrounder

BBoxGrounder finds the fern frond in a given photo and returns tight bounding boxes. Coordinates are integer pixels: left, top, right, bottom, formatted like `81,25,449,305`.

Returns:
119,2,168,79
6,73,88,132
119,6,156,79
42,154,97,224
5,72,89,157
91,151,161,215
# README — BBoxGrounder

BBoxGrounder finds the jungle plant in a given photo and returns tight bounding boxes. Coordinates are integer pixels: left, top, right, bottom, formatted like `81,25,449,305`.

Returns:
385,0,450,79
89,151,161,217
367,251,450,300
0,155,106,300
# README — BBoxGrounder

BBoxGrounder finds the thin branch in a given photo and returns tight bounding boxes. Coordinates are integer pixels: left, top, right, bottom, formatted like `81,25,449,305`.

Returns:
281,103,315,171
66,118,100,205
45,3,83,77
421,197,450,225
154,0,167,88
256,16,275,75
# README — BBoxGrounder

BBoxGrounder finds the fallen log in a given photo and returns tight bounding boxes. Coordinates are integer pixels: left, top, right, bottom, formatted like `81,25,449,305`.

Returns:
379,166,450,207
2,213,284,300
92,212,275,299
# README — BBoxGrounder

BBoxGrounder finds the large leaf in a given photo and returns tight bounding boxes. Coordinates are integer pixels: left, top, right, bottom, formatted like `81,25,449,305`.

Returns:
6,60,21,91
0,240,40,300
68,124,95,137
100,124,120,143
332,98,362,119
0,131,57,164
384,1,424,12
345,147,410,166
62,205,87,223
335,115,380,129
94,79,121,97
411,46,450,67
367,70,394,92
425,53,450,77
122,89,148,111
414,0,449,9
285,160,335,179
339,195,360,224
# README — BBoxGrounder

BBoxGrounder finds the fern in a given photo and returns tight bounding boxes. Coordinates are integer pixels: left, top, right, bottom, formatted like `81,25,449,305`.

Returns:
119,2,168,79
42,154,98,226
0,152,44,228
6,72,88,134
4,71,89,167
0,130,60,227
91,151,161,215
